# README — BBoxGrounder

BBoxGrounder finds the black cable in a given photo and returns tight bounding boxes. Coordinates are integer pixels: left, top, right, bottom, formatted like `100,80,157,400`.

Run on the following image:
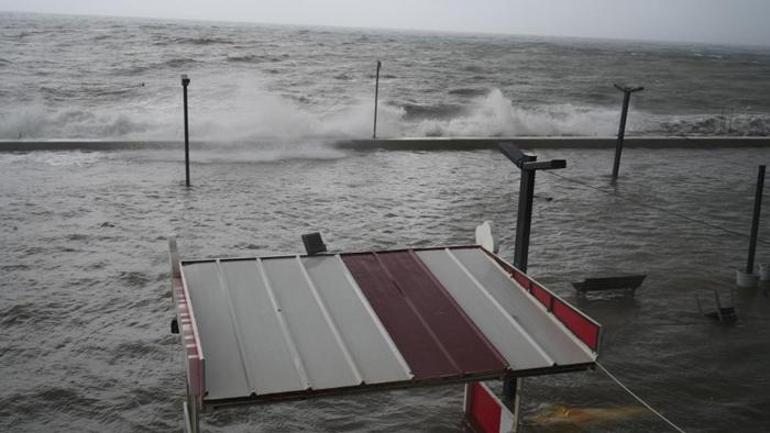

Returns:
543,171,770,247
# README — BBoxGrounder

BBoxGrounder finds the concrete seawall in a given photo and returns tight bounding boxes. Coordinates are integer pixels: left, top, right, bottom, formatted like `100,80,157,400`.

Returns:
0,136,768,152
0,140,175,152
334,136,770,150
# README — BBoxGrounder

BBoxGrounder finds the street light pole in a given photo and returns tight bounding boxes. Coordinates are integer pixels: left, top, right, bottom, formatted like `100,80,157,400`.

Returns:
498,142,567,273
181,74,191,188
612,84,644,179
373,60,381,139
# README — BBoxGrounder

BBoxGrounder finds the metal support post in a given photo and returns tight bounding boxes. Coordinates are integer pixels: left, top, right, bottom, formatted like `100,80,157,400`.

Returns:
181,74,191,188
514,155,537,273
183,392,200,433
612,84,644,179
373,60,381,139
747,165,766,274
499,142,566,273
503,373,522,433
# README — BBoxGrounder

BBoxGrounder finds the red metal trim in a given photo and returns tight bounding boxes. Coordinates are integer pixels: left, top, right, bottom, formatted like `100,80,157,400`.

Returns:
529,282,552,311
551,299,600,350
176,272,206,408
466,382,502,433
480,250,601,353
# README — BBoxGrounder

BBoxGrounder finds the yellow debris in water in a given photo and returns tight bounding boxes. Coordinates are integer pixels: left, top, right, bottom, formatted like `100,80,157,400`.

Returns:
527,404,649,430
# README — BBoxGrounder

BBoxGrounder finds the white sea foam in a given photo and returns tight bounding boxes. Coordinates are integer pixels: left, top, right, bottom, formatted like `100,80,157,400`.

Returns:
411,89,621,137
2,80,768,142
0,87,613,140
0,104,156,140
0,151,105,167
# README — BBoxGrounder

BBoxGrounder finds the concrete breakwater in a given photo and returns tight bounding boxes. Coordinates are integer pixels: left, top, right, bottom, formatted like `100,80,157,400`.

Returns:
334,136,770,150
1,136,769,152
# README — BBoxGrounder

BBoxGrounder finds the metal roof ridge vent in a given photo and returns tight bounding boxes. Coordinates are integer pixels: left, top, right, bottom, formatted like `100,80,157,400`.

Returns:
294,255,364,385
255,257,312,390
443,248,556,367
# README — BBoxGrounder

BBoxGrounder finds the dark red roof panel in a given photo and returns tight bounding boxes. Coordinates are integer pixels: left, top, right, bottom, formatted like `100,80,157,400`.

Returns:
342,250,506,380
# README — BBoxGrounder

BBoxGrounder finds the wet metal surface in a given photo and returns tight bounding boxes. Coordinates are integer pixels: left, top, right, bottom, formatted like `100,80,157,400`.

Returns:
182,247,596,404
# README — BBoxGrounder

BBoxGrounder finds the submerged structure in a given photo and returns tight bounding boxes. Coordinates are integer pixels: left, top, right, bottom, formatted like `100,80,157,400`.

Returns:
169,237,601,432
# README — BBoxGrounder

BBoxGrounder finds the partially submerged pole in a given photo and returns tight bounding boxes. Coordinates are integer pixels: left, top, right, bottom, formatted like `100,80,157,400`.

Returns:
502,373,523,431
498,142,567,273
746,165,766,274
181,74,191,188
514,153,537,272
612,84,644,179
373,60,381,139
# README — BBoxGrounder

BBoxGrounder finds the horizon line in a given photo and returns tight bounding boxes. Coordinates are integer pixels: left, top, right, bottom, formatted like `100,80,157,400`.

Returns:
3,9,770,50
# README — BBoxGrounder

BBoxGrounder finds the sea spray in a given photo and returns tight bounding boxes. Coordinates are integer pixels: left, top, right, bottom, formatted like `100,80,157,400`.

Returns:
5,83,770,141
412,89,622,137
3,13,770,142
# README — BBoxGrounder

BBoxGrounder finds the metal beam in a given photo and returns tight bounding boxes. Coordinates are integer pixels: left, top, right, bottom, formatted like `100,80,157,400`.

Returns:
502,374,523,433
612,83,644,179
373,60,381,139
498,143,567,273
522,159,567,171
181,74,191,188
514,165,536,273
747,165,766,274
499,142,534,168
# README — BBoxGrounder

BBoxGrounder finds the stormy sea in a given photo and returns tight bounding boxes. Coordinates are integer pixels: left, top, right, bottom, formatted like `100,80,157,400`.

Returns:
1,11,769,433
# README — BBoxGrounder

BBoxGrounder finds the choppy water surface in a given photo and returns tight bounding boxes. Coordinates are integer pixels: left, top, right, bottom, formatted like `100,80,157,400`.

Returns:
1,10,770,433
1,145,769,432
2,12,770,141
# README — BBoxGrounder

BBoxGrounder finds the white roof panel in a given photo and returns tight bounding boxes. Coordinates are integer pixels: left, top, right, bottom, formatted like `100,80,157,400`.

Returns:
417,248,595,368
260,257,361,390
182,261,251,400
301,255,413,384
218,259,307,395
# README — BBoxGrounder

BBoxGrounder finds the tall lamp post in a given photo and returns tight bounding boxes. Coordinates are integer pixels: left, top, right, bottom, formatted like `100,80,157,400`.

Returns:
181,74,191,188
373,60,381,139
612,84,644,179
498,142,567,273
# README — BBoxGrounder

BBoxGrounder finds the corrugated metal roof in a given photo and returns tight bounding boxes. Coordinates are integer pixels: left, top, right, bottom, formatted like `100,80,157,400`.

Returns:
180,246,598,405
183,255,413,401
416,248,594,369
342,251,507,379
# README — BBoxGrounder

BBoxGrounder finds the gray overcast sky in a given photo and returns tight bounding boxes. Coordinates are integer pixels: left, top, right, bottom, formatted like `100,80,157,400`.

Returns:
2,0,770,46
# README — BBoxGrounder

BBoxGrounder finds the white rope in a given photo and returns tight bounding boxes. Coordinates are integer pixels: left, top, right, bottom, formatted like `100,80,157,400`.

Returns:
596,361,688,433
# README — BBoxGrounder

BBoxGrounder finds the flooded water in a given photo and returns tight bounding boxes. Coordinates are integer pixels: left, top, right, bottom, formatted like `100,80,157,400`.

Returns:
1,144,769,432
2,10,770,433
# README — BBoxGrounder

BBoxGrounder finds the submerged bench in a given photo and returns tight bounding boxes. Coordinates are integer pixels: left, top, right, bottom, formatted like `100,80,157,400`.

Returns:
572,275,646,297
697,290,737,324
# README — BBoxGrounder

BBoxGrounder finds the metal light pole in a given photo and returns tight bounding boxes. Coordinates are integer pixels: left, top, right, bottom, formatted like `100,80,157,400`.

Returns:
373,60,381,139
181,74,191,188
612,84,644,179
498,142,567,273
498,142,566,432
746,165,766,274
